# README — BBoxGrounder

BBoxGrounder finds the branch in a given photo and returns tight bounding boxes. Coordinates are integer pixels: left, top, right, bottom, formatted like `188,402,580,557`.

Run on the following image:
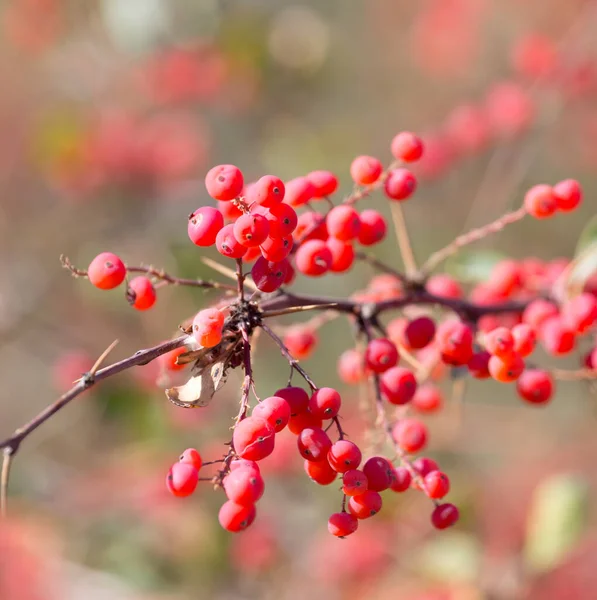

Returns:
389,203,418,278
355,252,408,284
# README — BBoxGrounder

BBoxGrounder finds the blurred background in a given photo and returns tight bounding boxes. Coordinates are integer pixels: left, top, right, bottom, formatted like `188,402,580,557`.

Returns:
2,0,597,598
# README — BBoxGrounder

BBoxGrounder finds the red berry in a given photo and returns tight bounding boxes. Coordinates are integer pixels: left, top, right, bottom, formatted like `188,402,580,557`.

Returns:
524,184,557,219
216,224,248,259
348,491,383,519
391,132,424,162
328,440,362,473
342,469,369,495
380,366,417,405
205,164,244,201
294,211,328,242
233,417,276,461
488,353,525,382
362,456,393,492
88,252,126,290
166,462,198,497
295,239,333,277
431,503,459,529
540,317,575,356
160,347,188,372
522,299,559,330
230,459,261,475
427,274,463,299
264,203,298,238
274,386,310,416
553,179,582,212
223,467,265,506
484,327,515,359
127,276,156,311
412,456,439,479
285,176,315,207
365,338,399,373
283,326,317,360
384,168,417,201
411,383,443,413
512,323,536,357
192,307,225,348
326,238,355,273
516,369,554,405
424,471,450,499
328,512,358,537
260,235,293,262
561,293,597,334
393,418,427,453
304,459,337,485
179,448,202,471
306,170,338,198
327,205,361,241
233,213,270,247
438,321,474,366
401,317,436,350
337,349,365,385
252,396,291,432
251,257,288,293
390,466,412,492
297,427,332,462
309,387,342,420
467,351,491,379
350,155,383,185
218,501,256,532
187,206,224,246
248,175,285,207
287,410,323,435
357,209,387,246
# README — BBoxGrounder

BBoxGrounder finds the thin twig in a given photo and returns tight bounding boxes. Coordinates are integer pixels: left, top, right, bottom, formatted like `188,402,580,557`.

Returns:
201,257,259,292
236,259,245,303
390,203,418,278
355,252,408,284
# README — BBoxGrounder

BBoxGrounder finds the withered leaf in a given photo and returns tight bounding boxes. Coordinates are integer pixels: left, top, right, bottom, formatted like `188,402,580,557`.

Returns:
166,361,227,408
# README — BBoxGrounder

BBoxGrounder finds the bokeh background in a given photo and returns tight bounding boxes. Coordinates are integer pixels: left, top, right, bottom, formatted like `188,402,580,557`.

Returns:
2,1,597,599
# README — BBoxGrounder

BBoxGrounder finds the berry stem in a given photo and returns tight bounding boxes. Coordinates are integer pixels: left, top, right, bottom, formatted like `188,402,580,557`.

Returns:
390,202,418,278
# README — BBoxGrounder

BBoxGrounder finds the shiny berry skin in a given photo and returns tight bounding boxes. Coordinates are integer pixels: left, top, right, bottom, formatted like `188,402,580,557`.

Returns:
274,386,310,416
426,274,463,299
161,347,189,372
380,366,417,405
223,467,265,506
166,462,198,497
438,321,474,366
252,395,291,432
384,168,417,200
251,257,288,293
88,252,126,290
516,369,554,405
431,503,459,529
294,211,328,242
390,467,412,492
401,317,436,350
357,209,387,246
561,293,597,334
484,327,515,359
187,206,224,246
218,501,256,532
218,199,243,222
309,387,341,420
326,238,355,273
327,440,362,473
362,456,393,492
342,469,369,495
283,326,317,360
304,459,337,485
230,459,261,475
391,132,424,162
424,471,450,499
233,417,276,461
337,349,365,384
205,164,244,201
512,323,536,357
297,427,332,462
553,179,582,212
284,176,315,207
179,448,202,471
365,338,399,373
192,307,225,348
295,239,333,277
264,203,298,238
260,235,293,262
328,512,358,537
248,175,285,207
127,276,156,310
327,205,361,241
393,418,427,453
467,351,491,379
307,170,338,198
541,317,575,356
522,299,559,330
412,456,439,479
350,155,383,185
233,213,270,247
488,353,525,382
348,491,383,519
524,184,557,219
216,224,248,259
411,383,443,413
287,410,323,435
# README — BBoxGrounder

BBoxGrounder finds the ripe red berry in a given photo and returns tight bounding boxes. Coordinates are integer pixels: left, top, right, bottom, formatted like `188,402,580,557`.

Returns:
309,387,342,420
260,235,293,262
251,257,288,293
187,206,224,246
248,175,285,207
512,323,536,357
127,276,156,310
357,209,387,246
522,299,559,330
160,346,188,372
166,462,198,497
192,307,225,348
362,456,393,492
233,417,276,461
205,164,244,201
561,293,597,334
328,440,362,473
342,469,369,495
365,338,399,373
337,349,365,384
295,239,333,277
252,396,291,432
350,155,383,185
412,456,439,479
467,351,491,379
488,353,525,382
391,132,424,162
218,501,256,532
426,274,463,299
390,466,412,492
264,203,298,238
484,327,515,359
431,503,459,529
230,459,261,475
304,458,337,485
540,317,575,356
424,471,450,499
274,387,310,416
524,184,557,219
224,467,265,506
516,369,554,405
553,179,582,212
348,491,383,519
384,168,417,201
411,383,443,413
380,366,417,405
306,170,338,198
393,418,428,453
287,409,323,435
326,238,355,273
179,448,202,471
438,321,474,366
327,205,361,241
283,326,317,360
216,224,248,259
297,427,332,462
285,176,315,207
401,317,436,350
328,512,358,537
88,252,126,290
233,213,270,247
295,211,328,242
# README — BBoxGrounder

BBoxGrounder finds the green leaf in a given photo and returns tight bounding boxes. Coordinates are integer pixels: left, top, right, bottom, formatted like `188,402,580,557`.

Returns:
523,474,590,573
444,250,507,283
575,215,597,256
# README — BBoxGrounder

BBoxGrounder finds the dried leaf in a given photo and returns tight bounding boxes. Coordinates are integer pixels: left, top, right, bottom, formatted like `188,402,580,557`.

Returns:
166,361,227,408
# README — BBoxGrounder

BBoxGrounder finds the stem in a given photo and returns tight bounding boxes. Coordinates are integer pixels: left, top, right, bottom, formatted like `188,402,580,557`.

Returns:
236,259,245,302
390,203,418,278
236,326,253,424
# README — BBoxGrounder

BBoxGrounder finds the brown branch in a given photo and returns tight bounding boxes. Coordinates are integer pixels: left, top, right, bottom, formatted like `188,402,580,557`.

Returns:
355,252,408,284
390,203,418,278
